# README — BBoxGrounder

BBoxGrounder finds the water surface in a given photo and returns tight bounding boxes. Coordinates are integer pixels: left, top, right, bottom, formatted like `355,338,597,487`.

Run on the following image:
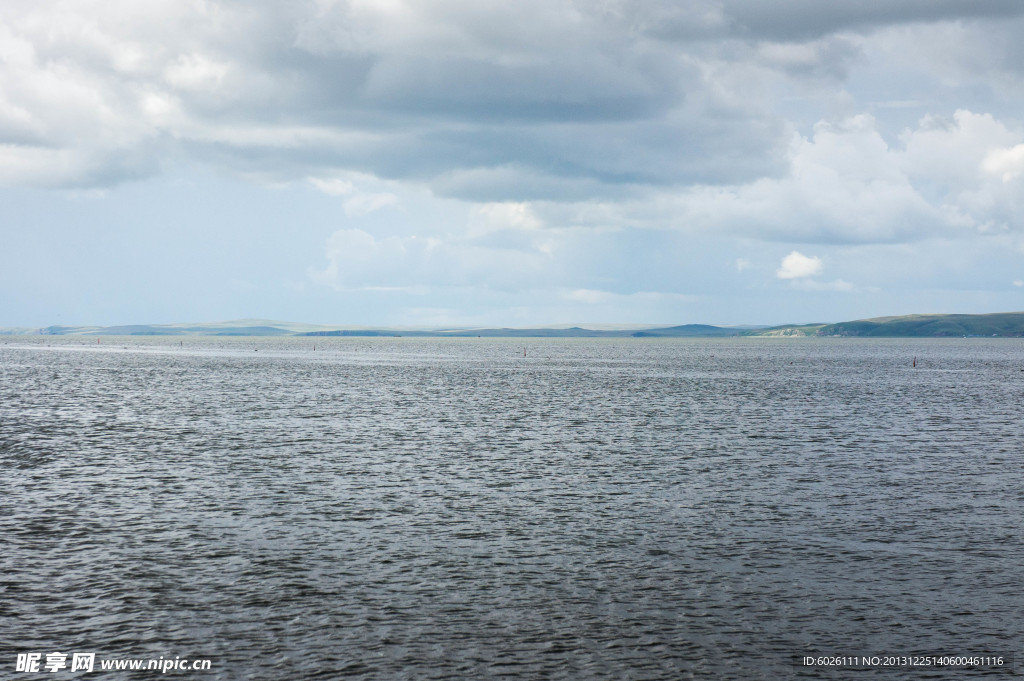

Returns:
1,337,1021,679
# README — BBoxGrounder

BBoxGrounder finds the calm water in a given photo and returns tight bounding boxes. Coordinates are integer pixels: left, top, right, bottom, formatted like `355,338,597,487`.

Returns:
1,336,1021,679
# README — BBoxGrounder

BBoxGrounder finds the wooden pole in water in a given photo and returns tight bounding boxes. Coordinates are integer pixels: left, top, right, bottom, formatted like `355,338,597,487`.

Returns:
913,356,916,368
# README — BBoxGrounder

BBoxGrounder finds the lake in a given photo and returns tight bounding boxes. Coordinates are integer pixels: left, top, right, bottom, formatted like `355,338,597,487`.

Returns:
1,336,1020,679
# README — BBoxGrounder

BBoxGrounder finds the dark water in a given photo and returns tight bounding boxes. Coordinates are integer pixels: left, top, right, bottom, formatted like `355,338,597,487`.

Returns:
1,336,1021,679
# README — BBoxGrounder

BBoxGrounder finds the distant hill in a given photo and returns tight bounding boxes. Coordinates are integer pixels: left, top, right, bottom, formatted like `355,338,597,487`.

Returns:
36,323,294,336
301,326,633,338
10,313,1024,338
302,325,755,338
632,324,739,337
25,321,745,338
741,324,826,337
815,312,1024,337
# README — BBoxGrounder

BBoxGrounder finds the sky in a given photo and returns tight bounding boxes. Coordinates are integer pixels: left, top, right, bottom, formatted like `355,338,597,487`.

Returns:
3,0,1024,328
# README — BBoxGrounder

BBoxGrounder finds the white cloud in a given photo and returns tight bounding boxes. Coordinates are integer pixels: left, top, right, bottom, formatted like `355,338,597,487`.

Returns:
552,109,1024,246
467,202,542,235
308,175,398,216
564,288,612,304
777,251,823,279
1014,279,1024,287
163,53,230,92
984,143,1024,182
563,288,696,305
790,278,858,292
309,227,552,291
688,115,951,243
901,111,1018,186
308,177,356,196
342,192,398,217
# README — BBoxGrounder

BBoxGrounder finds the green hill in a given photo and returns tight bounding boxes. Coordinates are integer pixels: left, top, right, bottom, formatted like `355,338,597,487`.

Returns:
816,312,1024,337
16,313,1024,338
741,324,827,337
632,324,739,337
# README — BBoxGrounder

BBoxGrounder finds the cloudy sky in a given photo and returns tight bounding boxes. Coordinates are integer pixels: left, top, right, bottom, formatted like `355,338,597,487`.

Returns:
3,0,1024,327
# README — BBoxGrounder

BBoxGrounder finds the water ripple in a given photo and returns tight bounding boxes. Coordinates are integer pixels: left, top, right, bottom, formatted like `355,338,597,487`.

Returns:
1,337,1021,679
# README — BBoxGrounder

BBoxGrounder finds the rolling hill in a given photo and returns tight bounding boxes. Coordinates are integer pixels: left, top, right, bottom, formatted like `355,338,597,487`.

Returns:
7,313,1024,338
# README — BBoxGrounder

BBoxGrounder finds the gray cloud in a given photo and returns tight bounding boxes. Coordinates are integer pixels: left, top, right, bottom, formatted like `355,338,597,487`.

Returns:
726,0,1024,40
2,0,1024,239
632,0,1024,42
0,0,779,194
